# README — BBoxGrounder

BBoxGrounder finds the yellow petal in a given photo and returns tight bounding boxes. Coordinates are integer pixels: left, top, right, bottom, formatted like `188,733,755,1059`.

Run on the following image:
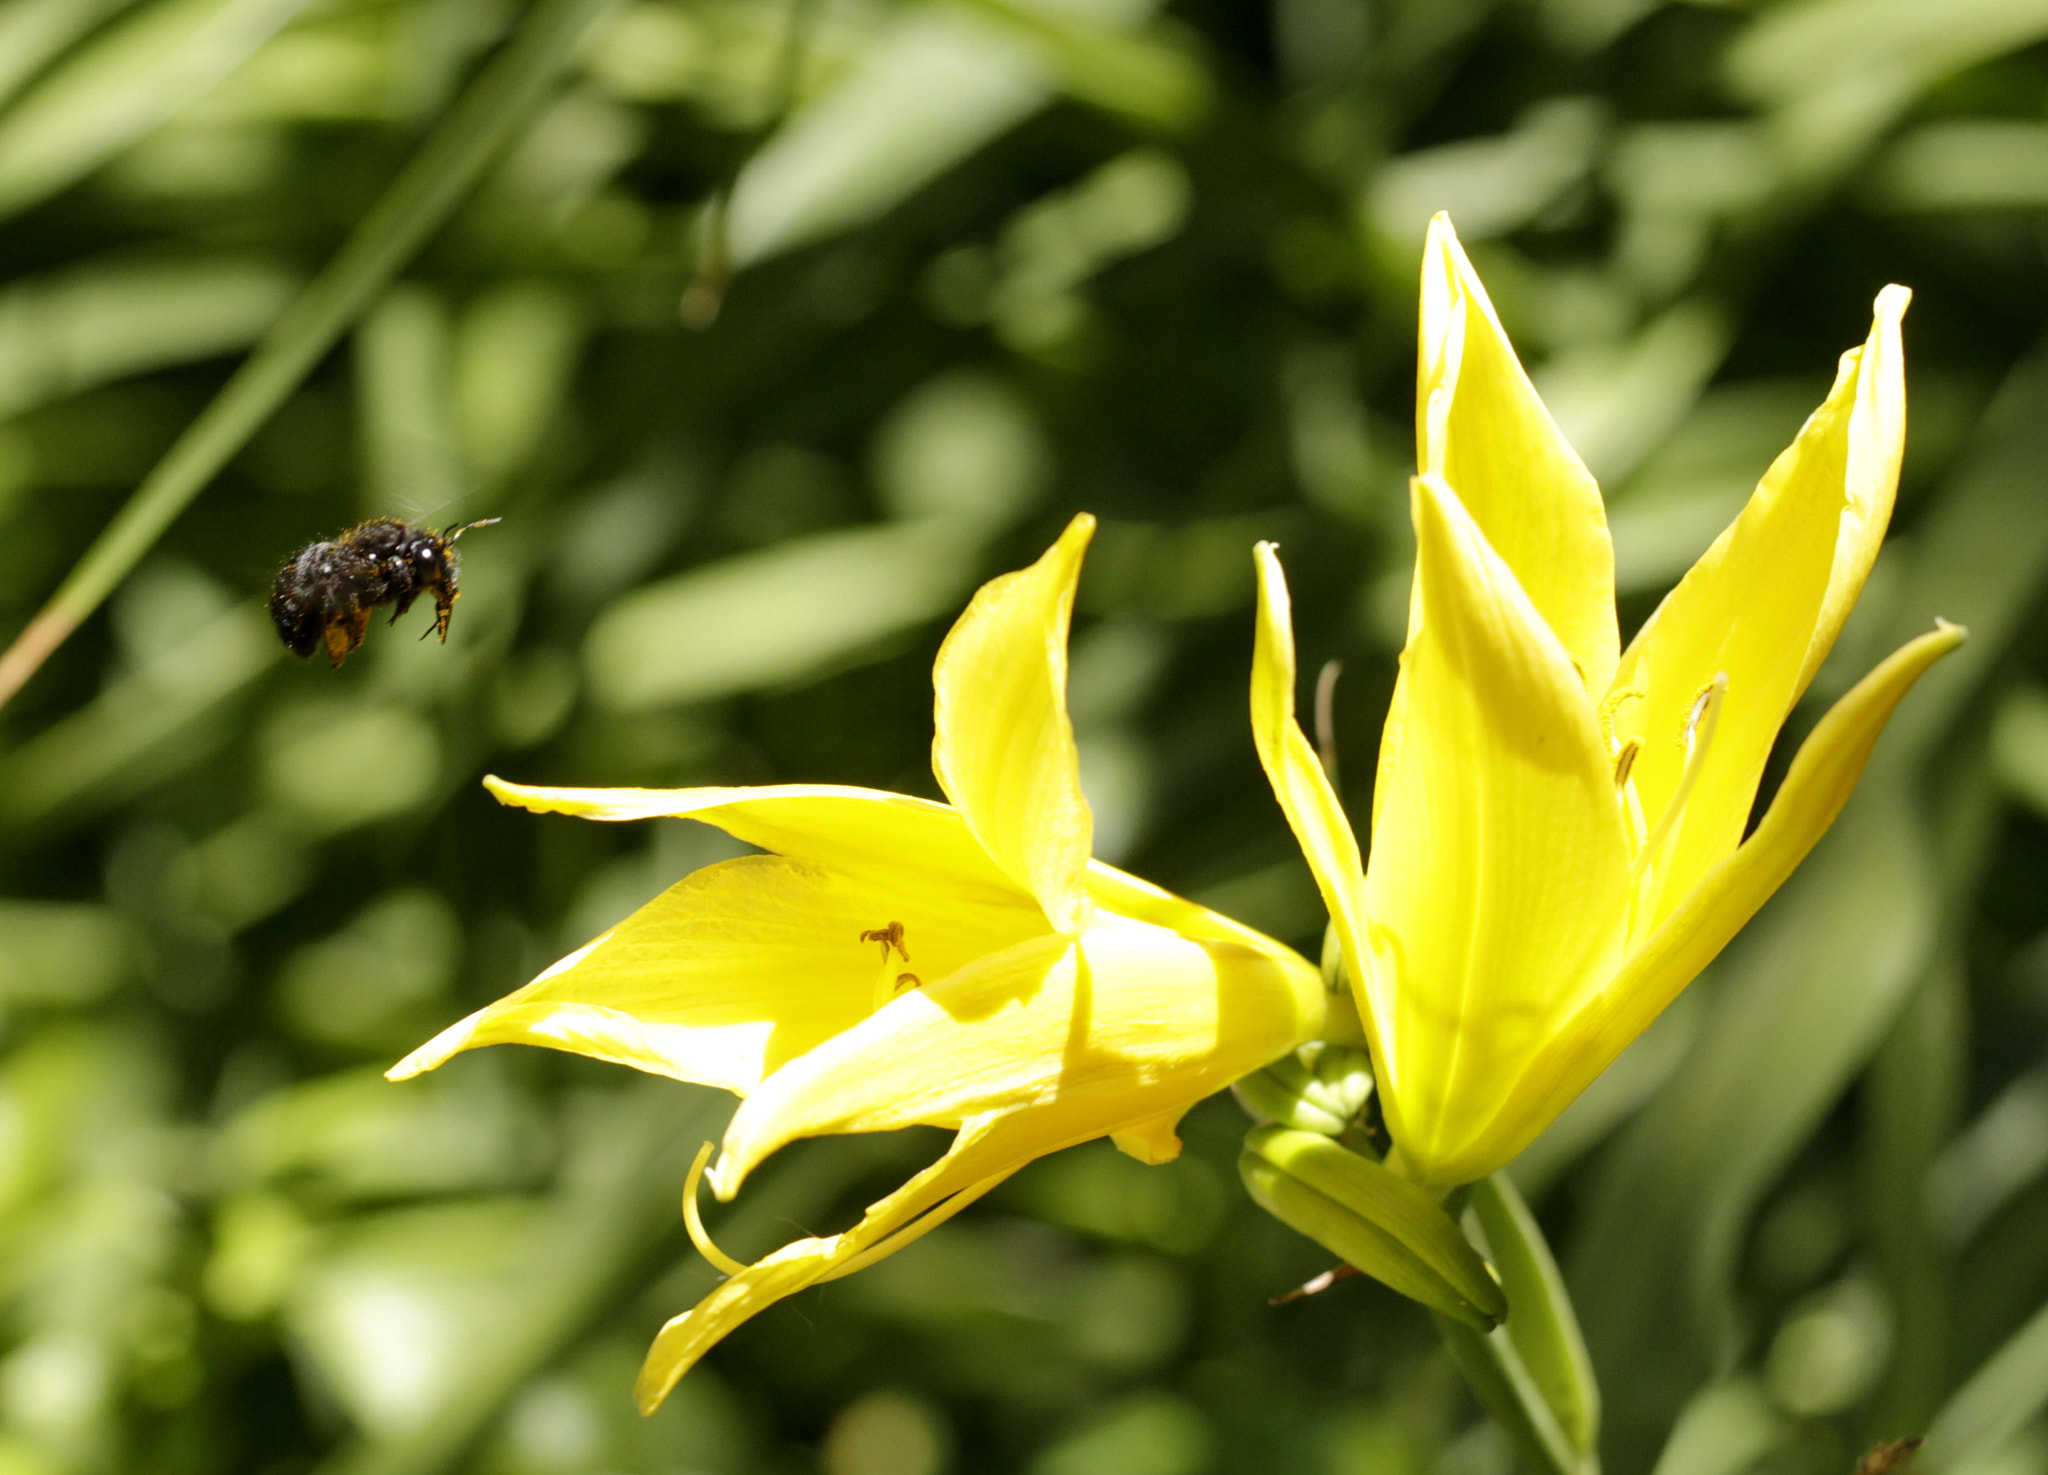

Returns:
1611,287,1910,930
1477,621,1964,1177
387,851,1046,1090
1085,853,1323,960
1363,475,1632,1183
1417,215,1618,696
1800,286,1911,696
481,776,1032,912
1248,542,1373,1033
930,514,1096,933
1111,1106,1190,1164
711,920,1326,1197
636,1110,1035,1412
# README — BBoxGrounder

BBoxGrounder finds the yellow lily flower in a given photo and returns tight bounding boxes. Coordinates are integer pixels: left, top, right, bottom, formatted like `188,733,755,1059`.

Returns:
390,514,1328,1410
1252,214,1962,1189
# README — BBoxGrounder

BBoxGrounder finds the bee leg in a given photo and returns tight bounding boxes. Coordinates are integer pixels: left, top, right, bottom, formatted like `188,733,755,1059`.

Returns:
387,590,418,626
324,608,371,667
432,587,456,643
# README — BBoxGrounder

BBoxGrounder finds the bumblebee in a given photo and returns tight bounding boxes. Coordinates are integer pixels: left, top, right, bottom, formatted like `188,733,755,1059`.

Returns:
269,518,498,667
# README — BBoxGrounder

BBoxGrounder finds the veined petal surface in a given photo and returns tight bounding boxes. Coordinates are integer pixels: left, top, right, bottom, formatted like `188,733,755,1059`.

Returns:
1612,288,1909,930
1363,475,1632,1183
1085,852,1326,962
1478,620,1963,1174
1418,215,1618,696
931,513,1096,932
388,851,1047,1091
483,776,1035,914
712,921,1327,1195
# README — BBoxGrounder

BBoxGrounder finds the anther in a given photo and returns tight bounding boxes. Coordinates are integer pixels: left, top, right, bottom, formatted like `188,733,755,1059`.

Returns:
1613,739,1640,790
859,921,908,963
1631,672,1727,881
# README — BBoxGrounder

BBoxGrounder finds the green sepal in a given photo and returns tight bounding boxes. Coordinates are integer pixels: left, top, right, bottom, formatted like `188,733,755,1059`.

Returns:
1241,1125,1505,1326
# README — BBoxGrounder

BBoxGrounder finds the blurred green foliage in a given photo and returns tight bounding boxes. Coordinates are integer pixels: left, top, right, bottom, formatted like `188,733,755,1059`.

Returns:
5,0,2048,1470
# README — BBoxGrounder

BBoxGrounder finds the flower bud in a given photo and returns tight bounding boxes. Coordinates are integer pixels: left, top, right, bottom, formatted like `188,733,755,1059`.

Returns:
1239,1125,1503,1328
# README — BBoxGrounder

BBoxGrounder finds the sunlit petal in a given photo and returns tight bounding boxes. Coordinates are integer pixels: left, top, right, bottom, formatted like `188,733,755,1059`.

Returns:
1085,854,1321,959
483,775,1035,913
1418,215,1618,696
1362,475,1631,1182
388,852,1045,1091
1249,542,1372,998
1611,288,1910,930
712,922,1327,1195
930,513,1097,932
1476,620,1963,1173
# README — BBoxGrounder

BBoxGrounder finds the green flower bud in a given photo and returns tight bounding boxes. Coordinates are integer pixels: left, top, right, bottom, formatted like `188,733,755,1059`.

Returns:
1240,1125,1503,1329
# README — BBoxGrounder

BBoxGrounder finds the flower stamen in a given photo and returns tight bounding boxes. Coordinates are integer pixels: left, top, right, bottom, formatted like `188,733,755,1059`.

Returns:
1630,673,1727,882
683,1142,748,1277
860,921,909,963
1613,739,1640,790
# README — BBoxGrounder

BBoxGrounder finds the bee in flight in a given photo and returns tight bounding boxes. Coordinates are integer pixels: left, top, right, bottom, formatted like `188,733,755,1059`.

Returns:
270,518,499,667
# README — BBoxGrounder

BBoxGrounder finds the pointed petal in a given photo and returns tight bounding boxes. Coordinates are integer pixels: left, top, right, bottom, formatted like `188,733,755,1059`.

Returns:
1363,475,1632,1184
931,514,1096,933
711,920,1326,1196
1249,542,1375,1043
1479,622,1964,1176
635,1111,1034,1412
388,851,1047,1090
1418,215,1618,695
1801,286,1911,695
1612,287,1910,930
482,776,1034,911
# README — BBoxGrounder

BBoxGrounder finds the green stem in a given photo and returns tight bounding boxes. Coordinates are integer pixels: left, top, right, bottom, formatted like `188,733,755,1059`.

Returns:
1434,1313,1587,1475
1437,1173,1602,1475
0,0,620,711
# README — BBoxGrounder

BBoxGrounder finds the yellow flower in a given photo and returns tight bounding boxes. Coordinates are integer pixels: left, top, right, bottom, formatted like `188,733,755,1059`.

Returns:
390,514,1327,1410
1251,215,1962,1189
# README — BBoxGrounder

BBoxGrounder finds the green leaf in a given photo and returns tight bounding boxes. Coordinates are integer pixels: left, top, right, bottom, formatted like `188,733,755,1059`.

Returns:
0,0,315,218
938,0,1208,130
1922,1298,2048,1475
0,255,296,421
582,520,985,710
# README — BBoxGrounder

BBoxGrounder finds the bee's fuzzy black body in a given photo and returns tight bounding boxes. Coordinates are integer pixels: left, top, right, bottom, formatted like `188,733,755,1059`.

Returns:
270,518,494,667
